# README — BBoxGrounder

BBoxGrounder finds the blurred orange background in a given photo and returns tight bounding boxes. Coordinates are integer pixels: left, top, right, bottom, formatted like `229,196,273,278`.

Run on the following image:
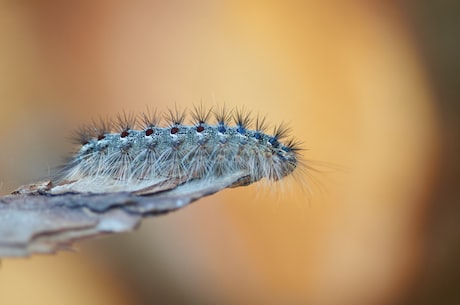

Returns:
0,1,457,305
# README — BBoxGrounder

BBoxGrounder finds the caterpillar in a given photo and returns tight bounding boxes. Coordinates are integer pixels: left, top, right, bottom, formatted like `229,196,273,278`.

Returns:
50,105,302,195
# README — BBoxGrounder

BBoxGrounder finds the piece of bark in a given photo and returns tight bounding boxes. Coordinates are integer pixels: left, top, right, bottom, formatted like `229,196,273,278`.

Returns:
0,171,247,257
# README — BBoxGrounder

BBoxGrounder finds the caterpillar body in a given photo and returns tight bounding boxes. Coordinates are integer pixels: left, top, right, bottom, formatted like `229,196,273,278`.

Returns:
51,105,302,195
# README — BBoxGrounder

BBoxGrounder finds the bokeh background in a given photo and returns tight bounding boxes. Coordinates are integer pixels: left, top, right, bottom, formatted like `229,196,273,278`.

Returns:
0,1,458,305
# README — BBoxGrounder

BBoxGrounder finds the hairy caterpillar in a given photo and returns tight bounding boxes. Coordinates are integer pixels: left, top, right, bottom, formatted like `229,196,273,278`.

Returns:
50,105,303,195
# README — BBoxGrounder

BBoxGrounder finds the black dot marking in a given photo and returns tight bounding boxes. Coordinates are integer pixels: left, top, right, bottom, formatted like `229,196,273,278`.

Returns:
196,125,205,132
170,127,179,134
269,137,279,147
97,135,105,140
121,131,129,138
145,128,154,136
